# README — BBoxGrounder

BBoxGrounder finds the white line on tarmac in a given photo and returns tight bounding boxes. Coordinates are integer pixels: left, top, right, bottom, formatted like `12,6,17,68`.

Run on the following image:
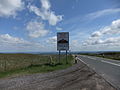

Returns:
101,60,120,67
80,55,120,67
77,57,85,63
90,56,120,63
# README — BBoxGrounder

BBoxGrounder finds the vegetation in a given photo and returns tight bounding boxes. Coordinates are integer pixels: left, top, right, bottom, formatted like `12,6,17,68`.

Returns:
80,52,120,60
0,53,74,78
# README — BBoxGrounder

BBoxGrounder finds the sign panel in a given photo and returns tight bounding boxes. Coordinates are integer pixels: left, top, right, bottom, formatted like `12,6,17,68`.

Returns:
57,32,69,50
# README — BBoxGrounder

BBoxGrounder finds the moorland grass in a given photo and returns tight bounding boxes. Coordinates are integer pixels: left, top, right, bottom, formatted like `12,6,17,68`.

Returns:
0,54,74,78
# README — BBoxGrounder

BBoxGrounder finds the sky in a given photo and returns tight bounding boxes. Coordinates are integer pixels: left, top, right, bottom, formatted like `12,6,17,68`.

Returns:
0,0,120,52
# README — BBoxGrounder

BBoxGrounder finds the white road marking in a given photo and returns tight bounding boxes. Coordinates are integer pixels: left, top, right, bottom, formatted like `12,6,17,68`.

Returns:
77,57,85,63
91,56,120,63
77,57,90,66
80,55,120,67
101,60,120,67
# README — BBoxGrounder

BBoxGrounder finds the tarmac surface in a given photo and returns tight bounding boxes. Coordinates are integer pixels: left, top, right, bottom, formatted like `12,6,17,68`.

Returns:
78,55,120,90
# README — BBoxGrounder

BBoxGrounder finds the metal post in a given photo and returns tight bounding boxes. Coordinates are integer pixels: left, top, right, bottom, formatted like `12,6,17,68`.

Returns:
59,50,60,64
66,50,68,64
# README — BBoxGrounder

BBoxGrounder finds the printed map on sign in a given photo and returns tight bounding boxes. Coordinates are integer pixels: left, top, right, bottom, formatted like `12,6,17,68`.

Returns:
57,32,69,50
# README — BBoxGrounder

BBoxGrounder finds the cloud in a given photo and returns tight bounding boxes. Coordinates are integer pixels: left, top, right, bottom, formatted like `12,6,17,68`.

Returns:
0,34,44,52
0,34,28,44
102,37,120,45
56,27,62,31
83,19,120,46
91,31,102,37
70,40,79,48
86,8,120,20
62,8,120,26
84,37,120,46
28,0,63,25
26,21,48,38
45,36,57,51
41,0,51,10
47,36,57,44
0,0,24,17
91,19,120,38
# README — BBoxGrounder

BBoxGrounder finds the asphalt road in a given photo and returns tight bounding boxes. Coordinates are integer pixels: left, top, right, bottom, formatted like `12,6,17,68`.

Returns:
78,55,120,89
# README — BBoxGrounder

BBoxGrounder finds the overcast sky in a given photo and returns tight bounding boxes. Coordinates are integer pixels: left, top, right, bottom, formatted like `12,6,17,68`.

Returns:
0,0,120,52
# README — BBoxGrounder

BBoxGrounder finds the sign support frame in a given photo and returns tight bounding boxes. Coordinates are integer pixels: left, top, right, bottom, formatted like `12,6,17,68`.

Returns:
59,50,61,64
66,50,68,64
57,32,69,64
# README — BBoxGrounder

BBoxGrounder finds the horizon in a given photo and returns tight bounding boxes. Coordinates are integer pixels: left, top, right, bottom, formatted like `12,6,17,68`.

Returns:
0,51,120,54
0,0,120,52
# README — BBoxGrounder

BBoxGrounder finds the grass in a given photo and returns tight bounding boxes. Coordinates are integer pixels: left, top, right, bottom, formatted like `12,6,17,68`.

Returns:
80,52,120,61
0,54,74,78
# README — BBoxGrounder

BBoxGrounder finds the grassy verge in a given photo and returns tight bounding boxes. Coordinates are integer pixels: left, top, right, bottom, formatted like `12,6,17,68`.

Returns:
0,54,74,78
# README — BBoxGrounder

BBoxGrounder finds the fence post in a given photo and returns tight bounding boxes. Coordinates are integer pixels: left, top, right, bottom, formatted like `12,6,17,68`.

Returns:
49,56,53,65
75,55,77,64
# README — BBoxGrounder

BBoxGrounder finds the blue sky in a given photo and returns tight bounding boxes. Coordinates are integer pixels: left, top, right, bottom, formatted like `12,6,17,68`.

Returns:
0,0,120,52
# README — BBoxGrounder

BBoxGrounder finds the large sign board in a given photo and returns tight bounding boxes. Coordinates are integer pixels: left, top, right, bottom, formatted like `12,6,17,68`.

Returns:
57,32,69,50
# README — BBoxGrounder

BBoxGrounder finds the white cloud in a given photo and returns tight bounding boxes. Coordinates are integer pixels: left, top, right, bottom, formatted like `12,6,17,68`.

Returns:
0,34,44,52
84,37,120,46
86,8,120,20
47,36,57,44
26,21,48,38
56,27,62,31
62,8,120,26
103,37,120,45
91,19,120,38
28,0,63,25
45,36,57,51
91,31,102,37
28,5,43,18
41,0,51,10
84,19,120,46
0,0,24,17
0,34,28,44
70,40,79,50
48,12,63,25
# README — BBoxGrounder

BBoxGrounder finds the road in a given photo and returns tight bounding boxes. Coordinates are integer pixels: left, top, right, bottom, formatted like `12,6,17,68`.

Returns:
78,55,120,89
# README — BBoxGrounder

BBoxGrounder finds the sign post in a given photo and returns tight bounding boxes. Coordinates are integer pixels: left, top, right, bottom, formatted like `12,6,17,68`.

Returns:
59,50,61,64
66,50,68,64
57,32,69,64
